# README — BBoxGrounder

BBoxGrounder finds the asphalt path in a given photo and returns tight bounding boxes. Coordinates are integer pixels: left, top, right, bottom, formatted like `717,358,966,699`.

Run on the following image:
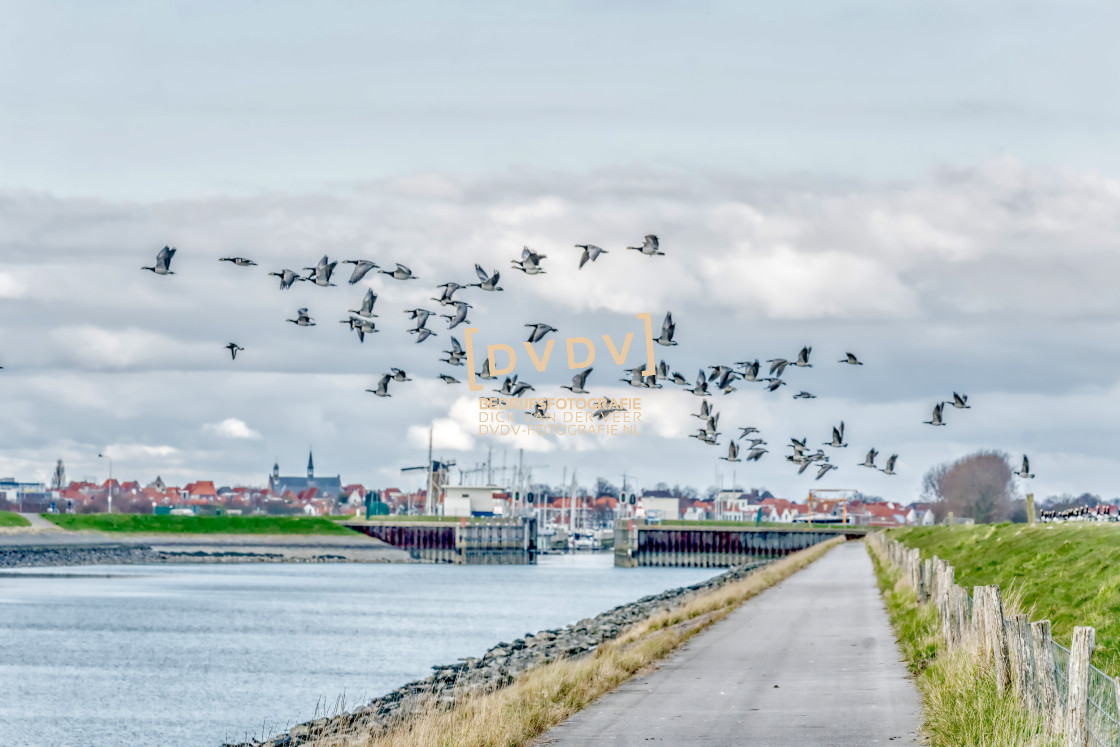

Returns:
541,541,922,746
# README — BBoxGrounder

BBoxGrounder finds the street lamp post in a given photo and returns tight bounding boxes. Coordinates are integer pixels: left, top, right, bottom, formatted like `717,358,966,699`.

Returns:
98,453,112,514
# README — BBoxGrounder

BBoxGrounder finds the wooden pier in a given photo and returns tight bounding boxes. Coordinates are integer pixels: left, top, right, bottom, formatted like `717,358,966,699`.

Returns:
614,520,862,568
345,517,537,564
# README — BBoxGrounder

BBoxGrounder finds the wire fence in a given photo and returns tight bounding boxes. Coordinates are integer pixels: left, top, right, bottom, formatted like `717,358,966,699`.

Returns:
876,533,1119,746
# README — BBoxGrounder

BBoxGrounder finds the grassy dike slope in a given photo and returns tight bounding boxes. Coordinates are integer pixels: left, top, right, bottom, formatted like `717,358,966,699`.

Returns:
311,537,846,747
890,523,1120,674
43,513,357,535
0,511,32,527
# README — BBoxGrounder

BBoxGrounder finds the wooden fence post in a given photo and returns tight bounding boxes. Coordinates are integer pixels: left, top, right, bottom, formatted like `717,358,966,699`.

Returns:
988,586,1012,695
1065,626,1095,747
923,558,933,603
1009,614,1036,712
973,586,988,657
1031,619,1061,737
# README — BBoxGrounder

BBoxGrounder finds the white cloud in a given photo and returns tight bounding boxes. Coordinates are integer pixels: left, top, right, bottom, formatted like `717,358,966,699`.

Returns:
203,418,262,440
0,271,24,299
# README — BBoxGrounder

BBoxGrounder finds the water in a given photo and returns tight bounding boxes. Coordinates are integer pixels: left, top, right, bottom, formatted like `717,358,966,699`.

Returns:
0,555,718,747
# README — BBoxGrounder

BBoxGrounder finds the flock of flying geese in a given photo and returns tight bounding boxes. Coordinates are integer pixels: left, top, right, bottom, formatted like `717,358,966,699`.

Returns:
138,239,1036,484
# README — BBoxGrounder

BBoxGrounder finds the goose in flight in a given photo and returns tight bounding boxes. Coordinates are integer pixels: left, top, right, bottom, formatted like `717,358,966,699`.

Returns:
494,375,519,396
439,374,460,384
793,391,816,400
303,256,338,287
390,368,412,382
525,323,558,343
689,430,719,446
340,317,377,342
627,234,664,256
225,343,244,360
860,448,879,468
441,337,466,366
743,438,767,448
525,401,550,419
839,352,863,366
695,401,713,420
470,264,503,291
432,282,465,306
790,437,808,456
951,392,971,409
746,448,767,462
411,327,437,343
348,288,379,318
670,371,690,386
269,269,305,290
366,374,392,398
620,367,644,388
342,259,379,285
815,463,838,481
720,441,741,463
737,360,761,382
591,401,627,421
686,370,710,396
1015,455,1035,479
576,244,608,269
405,308,434,330
381,263,417,281
881,454,898,476
510,381,535,397
657,360,670,379
708,364,734,382
142,246,177,275
824,422,847,448
793,346,812,368
477,357,496,381
767,358,790,377
654,312,678,346
561,367,593,394
286,308,315,326
441,301,471,330
763,378,786,392
511,247,547,275
220,257,257,267
737,426,759,438
924,402,947,426
713,368,738,392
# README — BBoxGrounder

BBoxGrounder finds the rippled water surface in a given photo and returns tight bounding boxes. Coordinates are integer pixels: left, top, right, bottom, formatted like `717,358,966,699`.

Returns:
0,555,718,747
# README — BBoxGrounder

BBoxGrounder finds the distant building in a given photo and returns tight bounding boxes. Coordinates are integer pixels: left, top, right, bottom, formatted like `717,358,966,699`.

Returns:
268,451,344,501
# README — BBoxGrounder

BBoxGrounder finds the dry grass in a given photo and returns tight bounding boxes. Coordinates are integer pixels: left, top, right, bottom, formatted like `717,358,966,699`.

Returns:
308,537,846,747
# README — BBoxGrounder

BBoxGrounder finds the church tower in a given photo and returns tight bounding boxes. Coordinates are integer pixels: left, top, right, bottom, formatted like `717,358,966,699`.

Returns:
307,450,314,479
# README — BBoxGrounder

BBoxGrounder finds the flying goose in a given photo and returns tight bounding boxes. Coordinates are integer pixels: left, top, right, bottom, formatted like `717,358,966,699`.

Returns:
746,448,767,462
410,327,437,343
441,301,472,330
951,392,971,409
225,343,244,360
494,376,518,396
767,358,790,377
708,364,734,382
790,437,808,455
525,323,558,343
763,378,786,392
881,454,898,476
470,264,503,291
269,269,305,290
815,463,838,480
670,371,690,386
737,426,759,438
695,401,713,419
793,391,816,400
720,441,741,462
839,352,863,366
689,430,719,445
510,381,535,397
685,370,710,396
432,282,465,306
340,259,379,285
340,317,377,342
793,346,812,368
591,401,627,421
380,263,417,280
439,374,461,384
654,312,678,346
441,337,466,366
620,367,644,388
737,360,761,382
525,400,550,419
141,246,176,275
405,309,434,330
303,256,338,287
576,244,608,269
744,438,767,448
860,448,879,468
627,234,664,256
286,308,315,326
348,288,379,318
824,422,847,448
657,360,670,379
477,357,496,381
366,374,392,398
561,367,593,394
923,402,947,426
390,368,412,382
1015,455,1035,479
219,257,257,267
511,247,547,275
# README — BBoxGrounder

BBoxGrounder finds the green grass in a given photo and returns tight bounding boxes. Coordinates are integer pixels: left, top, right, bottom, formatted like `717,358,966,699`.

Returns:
889,523,1120,674
0,511,31,527
42,513,358,535
867,540,1056,747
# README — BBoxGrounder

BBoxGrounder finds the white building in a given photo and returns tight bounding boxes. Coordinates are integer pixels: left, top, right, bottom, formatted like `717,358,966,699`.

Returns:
443,485,502,517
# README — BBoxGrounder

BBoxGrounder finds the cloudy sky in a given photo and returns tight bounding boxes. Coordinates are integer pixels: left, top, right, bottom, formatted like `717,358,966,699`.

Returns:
2,1,1119,502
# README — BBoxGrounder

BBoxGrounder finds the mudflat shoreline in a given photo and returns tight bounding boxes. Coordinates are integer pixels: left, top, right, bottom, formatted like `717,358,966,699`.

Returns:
0,530,413,567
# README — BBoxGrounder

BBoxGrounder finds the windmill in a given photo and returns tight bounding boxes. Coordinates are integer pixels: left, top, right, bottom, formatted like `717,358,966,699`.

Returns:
401,427,456,515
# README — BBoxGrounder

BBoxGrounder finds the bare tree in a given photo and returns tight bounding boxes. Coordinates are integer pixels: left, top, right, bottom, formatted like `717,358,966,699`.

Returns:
51,459,66,491
923,450,1018,523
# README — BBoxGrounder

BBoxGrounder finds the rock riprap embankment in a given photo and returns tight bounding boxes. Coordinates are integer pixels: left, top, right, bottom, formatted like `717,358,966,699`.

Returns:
226,560,770,747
